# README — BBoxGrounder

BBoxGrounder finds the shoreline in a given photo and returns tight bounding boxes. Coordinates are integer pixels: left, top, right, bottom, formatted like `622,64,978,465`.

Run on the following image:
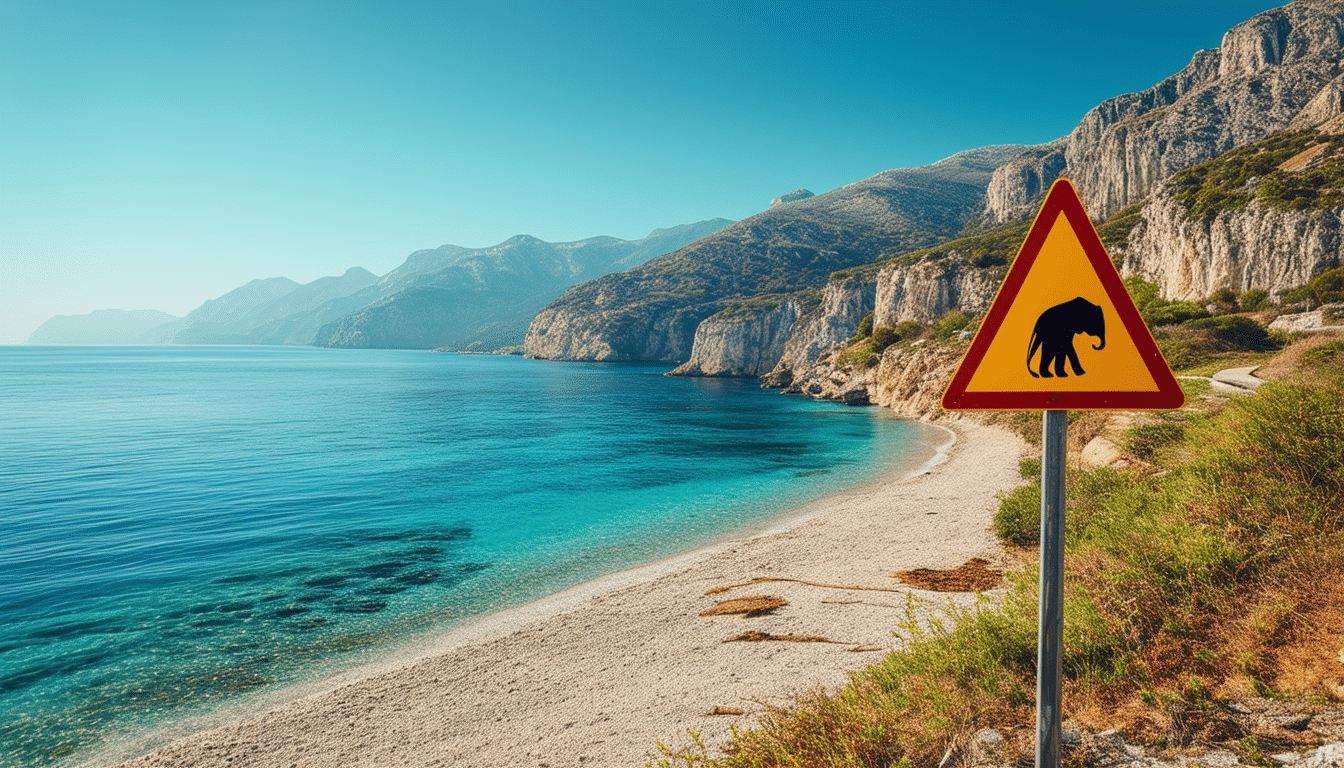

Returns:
103,418,1025,768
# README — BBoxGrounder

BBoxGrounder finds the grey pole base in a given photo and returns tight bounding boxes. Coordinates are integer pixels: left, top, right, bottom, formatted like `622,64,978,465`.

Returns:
1037,410,1067,768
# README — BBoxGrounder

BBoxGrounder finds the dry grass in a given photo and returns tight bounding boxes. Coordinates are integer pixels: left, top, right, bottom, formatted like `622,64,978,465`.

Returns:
895,558,1003,592
1254,333,1344,381
699,595,786,617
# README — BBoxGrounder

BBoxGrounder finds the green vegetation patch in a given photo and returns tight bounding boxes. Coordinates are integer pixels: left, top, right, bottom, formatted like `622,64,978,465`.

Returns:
1169,130,1344,221
837,317,927,368
712,289,823,321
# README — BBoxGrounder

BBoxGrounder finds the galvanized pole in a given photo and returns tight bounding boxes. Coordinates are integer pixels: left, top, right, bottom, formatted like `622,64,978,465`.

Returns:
1037,410,1067,768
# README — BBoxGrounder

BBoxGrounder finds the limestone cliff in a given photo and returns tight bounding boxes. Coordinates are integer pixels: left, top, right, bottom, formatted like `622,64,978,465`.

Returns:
1122,189,1343,300
667,292,821,378
985,0,1344,224
869,339,968,420
759,276,876,388
873,258,1003,326
775,337,968,419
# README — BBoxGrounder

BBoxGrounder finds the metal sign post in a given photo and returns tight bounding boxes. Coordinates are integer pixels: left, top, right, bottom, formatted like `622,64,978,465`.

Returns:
1036,410,1067,768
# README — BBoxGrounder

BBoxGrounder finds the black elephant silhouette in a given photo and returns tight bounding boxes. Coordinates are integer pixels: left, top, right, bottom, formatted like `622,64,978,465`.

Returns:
1027,297,1106,378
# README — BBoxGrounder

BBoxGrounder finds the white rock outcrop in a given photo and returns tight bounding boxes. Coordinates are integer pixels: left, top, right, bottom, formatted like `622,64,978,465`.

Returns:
1122,192,1343,300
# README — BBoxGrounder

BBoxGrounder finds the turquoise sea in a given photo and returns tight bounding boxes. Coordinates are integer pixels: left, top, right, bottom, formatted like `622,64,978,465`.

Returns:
0,346,939,767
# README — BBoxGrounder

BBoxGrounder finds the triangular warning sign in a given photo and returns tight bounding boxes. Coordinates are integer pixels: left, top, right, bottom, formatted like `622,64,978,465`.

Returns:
942,179,1183,411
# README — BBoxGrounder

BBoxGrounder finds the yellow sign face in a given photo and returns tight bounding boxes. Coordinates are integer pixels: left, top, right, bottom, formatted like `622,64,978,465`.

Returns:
942,179,1183,410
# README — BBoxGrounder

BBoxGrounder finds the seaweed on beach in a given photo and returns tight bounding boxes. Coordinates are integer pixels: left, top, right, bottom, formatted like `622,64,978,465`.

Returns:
894,557,1003,592
698,595,786,617
723,631,836,643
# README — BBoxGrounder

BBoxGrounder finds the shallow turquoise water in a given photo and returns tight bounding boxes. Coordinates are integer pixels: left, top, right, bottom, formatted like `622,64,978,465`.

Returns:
0,345,938,766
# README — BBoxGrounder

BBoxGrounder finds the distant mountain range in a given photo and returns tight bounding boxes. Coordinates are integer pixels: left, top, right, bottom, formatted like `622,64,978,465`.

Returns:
27,309,182,345
27,221,730,348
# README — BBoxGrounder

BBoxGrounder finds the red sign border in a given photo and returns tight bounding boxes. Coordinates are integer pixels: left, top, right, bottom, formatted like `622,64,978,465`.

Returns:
942,178,1184,411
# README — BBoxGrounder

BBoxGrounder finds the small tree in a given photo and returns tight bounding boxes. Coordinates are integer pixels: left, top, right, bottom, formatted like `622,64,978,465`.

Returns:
854,312,874,339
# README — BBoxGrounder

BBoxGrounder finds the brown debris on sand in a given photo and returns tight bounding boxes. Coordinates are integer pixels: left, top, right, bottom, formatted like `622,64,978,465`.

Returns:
699,595,786,617
895,557,1003,592
724,631,837,644
708,706,745,716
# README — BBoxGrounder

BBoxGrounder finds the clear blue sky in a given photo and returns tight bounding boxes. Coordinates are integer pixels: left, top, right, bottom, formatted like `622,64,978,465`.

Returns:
0,0,1283,342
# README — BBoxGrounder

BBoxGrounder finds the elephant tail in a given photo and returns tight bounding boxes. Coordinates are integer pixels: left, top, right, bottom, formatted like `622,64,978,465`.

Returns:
1027,329,1041,378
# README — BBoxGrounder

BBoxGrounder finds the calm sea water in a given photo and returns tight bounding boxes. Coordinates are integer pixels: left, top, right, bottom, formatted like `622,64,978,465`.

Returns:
0,345,939,766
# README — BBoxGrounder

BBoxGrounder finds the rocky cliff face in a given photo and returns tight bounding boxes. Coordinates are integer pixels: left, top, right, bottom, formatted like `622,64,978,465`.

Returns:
524,145,1029,363
985,0,1344,225
760,276,877,388
667,293,821,377
773,337,968,419
982,140,1069,226
1122,191,1343,300
873,258,1003,326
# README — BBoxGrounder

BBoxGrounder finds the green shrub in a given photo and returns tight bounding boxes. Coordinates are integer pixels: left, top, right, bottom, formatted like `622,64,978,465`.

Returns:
1207,288,1238,314
1182,315,1276,350
893,320,924,341
871,326,899,352
1098,204,1145,254
1239,288,1270,312
854,312,874,339
1310,266,1344,305
1125,275,1162,314
1279,285,1315,308
934,311,973,341
1124,422,1186,462
1146,301,1211,326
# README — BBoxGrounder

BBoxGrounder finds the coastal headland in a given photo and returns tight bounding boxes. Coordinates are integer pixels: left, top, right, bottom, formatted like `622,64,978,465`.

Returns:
105,420,1025,768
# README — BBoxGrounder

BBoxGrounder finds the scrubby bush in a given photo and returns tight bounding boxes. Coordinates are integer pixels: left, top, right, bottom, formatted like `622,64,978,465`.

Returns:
1239,288,1270,311
994,481,1041,545
1125,275,1162,314
1124,421,1186,462
1182,315,1276,350
1146,301,1211,326
870,326,899,352
1310,266,1344,305
893,320,924,341
1207,288,1239,314
934,311,973,341
854,312,874,339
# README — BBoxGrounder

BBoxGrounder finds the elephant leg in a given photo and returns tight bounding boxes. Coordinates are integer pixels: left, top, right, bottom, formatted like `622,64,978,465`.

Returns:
1051,343,1070,378
1038,348,1055,378
1066,345,1085,376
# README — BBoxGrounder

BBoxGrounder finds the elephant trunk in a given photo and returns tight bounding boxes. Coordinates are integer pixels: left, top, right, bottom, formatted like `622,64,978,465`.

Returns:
1093,325,1105,351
